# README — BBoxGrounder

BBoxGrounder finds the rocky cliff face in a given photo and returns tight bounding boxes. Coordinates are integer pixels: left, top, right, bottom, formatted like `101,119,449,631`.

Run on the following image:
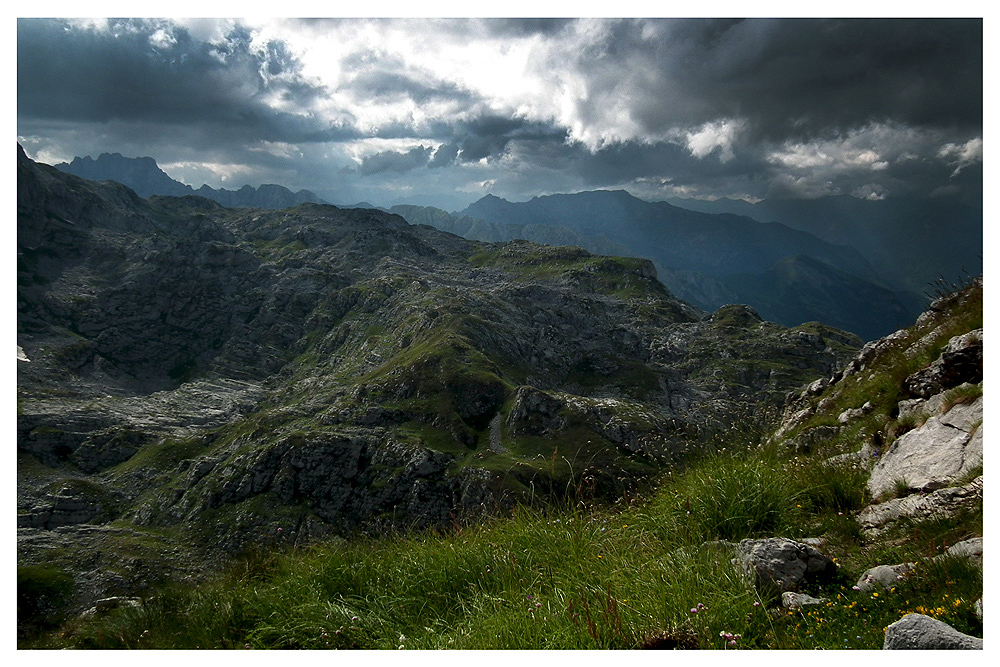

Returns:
770,277,982,538
17,143,861,609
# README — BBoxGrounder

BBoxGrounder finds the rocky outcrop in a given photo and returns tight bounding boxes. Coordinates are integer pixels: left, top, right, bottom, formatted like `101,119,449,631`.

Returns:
19,482,123,529
770,280,983,515
506,386,566,436
883,613,983,650
867,396,982,499
858,476,983,537
760,283,983,648
903,329,982,398
132,429,510,544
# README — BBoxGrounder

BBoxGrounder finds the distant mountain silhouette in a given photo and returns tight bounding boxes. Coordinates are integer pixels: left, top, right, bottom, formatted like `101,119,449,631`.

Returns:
55,152,328,210
455,190,924,339
460,191,881,279
666,194,982,295
390,204,632,257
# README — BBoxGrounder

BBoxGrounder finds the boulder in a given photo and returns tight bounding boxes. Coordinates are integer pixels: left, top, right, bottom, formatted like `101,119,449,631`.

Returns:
78,596,143,620
855,563,917,592
867,396,982,499
838,401,873,424
784,425,840,455
734,537,837,596
935,537,983,567
804,377,830,396
505,386,565,436
896,388,956,424
822,438,879,469
883,613,982,650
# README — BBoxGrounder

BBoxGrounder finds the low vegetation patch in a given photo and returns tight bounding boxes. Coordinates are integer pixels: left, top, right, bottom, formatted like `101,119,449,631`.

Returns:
23,423,981,649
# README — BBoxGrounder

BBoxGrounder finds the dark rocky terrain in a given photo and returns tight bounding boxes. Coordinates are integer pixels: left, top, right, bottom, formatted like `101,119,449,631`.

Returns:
18,143,863,613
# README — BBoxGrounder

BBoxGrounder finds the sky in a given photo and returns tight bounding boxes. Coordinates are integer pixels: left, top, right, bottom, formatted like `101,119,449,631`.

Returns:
16,12,985,211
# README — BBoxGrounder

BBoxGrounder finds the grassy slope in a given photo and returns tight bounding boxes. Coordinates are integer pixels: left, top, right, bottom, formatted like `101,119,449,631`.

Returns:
19,280,982,649
23,445,981,649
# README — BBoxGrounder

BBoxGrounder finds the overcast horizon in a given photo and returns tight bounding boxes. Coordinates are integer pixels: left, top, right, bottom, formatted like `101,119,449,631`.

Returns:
17,17,983,211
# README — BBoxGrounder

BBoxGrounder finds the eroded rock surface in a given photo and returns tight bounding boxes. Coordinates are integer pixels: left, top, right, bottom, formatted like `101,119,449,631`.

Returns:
858,476,983,537
902,329,982,398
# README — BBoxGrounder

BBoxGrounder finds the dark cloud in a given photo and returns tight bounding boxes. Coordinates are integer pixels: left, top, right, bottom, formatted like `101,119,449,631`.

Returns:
428,143,459,168
519,137,765,193
452,114,569,162
339,50,477,105
562,18,982,144
358,145,433,175
477,18,575,37
17,19,352,145
345,70,473,104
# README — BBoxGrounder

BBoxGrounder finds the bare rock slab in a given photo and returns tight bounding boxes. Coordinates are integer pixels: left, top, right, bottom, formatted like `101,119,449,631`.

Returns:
867,396,982,499
781,591,827,609
858,476,982,537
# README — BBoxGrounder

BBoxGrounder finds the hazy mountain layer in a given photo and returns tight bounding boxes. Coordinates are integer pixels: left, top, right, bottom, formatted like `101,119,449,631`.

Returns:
390,204,633,257
55,152,328,209
456,190,922,339
666,194,982,295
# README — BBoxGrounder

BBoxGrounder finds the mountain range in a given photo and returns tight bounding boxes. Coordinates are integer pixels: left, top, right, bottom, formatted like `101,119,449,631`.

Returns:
18,143,863,606
412,191,929,340
665,195,982,296
55,152,328,210
48,151,981,341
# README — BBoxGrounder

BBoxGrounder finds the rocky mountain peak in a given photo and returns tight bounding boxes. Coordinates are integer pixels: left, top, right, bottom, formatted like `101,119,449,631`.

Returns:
49,147,327,209
56,151,188,198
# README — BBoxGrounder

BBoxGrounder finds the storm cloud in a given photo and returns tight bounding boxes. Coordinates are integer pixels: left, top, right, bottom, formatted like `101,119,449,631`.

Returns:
17,17,982,209
564,19,983,142
358,145,433,174
17,19,353,143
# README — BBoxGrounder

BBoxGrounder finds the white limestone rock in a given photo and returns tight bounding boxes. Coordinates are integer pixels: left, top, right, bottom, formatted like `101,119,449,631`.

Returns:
867,396,982,499
883,613,982,650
